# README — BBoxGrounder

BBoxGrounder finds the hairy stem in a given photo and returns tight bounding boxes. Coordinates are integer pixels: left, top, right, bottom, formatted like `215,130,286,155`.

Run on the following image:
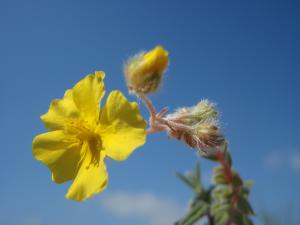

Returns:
138,93,157,118
138,93,193,135
216,150,241,225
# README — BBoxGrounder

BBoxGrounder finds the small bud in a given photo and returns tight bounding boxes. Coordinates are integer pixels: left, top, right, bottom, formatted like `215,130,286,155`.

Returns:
173,121,224,155
124,46,169,94
166,99,218,125
164,100,224,156
192,122,225,149
192,100,218,122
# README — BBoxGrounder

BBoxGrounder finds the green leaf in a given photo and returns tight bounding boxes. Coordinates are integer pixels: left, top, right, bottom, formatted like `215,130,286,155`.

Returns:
232,172,243,186
211,202,231,225
211,203,231,215
240,187,250,197
193,162,202,193
178,202,209,225
212,186,232,199
237,196,254,215
194,161,201,185
232,211,254,225
182,207,208,225
177,161,203,193
213,173,227,185
233,211,244,225
243,216,254,225
177,173,195,190
214,210,230,225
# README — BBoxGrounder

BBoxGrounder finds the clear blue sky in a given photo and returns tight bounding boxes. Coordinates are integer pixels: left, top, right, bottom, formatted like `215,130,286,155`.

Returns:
1,0,299,224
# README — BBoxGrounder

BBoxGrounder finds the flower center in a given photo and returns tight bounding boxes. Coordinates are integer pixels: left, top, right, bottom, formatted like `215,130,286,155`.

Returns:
65,120,103,167
65,120,95,139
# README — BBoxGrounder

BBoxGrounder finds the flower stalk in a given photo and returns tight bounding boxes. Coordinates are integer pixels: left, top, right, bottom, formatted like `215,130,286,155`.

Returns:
138,93,191,135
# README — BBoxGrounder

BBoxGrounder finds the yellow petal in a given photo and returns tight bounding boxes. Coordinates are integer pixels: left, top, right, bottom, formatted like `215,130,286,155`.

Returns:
99,91,146,161
66,142,107,201
32,131,81,183
72,71,105,124
41,89,80,131
143,45,169,74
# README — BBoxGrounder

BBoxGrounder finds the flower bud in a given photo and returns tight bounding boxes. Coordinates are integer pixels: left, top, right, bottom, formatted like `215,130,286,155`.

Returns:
192,122,225,149
164,100,224,156
124,46,169,94
166,99,218,125
192,100,218,122
167,120,224,156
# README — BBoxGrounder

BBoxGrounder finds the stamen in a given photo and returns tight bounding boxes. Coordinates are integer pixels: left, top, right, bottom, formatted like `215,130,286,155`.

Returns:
65,120,103,167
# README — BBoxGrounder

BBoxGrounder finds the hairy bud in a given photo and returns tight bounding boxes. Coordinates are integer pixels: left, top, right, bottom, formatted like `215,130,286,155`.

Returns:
192,100,218,122
124,46,169,94
192,122,225,149
166,99,218,125
165,100,224,155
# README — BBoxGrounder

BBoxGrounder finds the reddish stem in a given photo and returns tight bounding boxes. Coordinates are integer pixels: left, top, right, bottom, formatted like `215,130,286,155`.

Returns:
138,93,157,119
138,94,193,135
216,151,242,225
216,152,233,183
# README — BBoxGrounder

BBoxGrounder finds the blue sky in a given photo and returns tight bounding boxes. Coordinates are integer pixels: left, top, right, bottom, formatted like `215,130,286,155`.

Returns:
1,0,300,224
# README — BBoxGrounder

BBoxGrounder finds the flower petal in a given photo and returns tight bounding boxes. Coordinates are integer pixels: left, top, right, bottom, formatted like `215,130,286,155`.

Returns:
41,89,80,131
99,91,146,161
143,45,169,74
66,142,107,201
32,131,81,183
72,71,105,124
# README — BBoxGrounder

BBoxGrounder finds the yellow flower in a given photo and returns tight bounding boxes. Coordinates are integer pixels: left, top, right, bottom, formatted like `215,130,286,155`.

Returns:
32,71,146,201
124,45,169,94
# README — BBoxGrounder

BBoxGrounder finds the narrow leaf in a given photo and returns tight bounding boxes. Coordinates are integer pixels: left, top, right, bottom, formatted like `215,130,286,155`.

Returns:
177,173,195,189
